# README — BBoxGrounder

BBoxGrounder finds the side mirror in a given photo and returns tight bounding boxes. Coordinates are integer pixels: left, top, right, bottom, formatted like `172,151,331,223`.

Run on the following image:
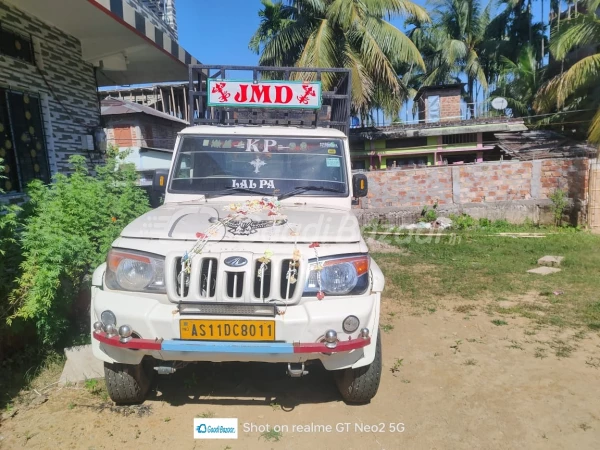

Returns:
152,169,169,192
352,173,368,198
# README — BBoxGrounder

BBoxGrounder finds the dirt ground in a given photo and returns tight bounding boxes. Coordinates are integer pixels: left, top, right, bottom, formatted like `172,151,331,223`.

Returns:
2,297,600,450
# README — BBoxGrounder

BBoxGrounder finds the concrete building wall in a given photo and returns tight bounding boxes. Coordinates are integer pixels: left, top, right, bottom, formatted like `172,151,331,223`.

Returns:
354,158,590,225
0,1,100,187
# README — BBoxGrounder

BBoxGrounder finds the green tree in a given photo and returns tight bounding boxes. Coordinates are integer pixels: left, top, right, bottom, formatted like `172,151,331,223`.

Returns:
251,0,430,119
535,0,600,144
249,0,294,54
492,45,543,117
406,0,491,117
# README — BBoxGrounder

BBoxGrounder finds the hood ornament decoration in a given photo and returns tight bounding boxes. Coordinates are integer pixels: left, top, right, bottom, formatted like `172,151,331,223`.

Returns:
209,216,287,236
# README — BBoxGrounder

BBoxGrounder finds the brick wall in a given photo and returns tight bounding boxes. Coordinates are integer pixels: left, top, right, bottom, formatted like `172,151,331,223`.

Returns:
418,88,462,123
0,1,100,178
356,158,590,224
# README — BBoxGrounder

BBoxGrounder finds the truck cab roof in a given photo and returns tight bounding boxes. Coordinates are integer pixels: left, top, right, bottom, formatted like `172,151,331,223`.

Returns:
178,125,348,138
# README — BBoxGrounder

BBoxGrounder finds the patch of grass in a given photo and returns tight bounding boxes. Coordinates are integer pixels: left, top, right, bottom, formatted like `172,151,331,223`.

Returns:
197,410,216,418
454,304,476,314
375,232,600,329
84,379,99,394
390,358,403,376
534,347,548,359
401,379,411,383
524,329,537,336
579,423,591,431
450,340,462,354
550,340,575,358
508,340,524,350
164,417,171,423
492,319,508,326
572,330,587,341
463,358,477,366
68,402,75,410
585,357,600,368
260,429,283,442
382,324,394,333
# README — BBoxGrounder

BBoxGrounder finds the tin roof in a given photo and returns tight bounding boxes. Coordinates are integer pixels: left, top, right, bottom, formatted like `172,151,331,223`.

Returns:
101,97,188,124
494,130,597,160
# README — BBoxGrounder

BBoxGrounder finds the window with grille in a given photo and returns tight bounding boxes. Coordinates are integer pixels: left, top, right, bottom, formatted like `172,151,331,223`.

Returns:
442,133,477,145
0,88,50,193
0,25,35,64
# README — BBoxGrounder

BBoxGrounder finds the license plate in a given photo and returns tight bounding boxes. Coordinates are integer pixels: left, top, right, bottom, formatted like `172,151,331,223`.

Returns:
179,319,275,341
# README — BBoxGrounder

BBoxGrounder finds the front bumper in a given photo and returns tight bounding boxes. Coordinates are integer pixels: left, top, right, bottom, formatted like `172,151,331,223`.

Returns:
93,331,371,354
91,286,381,370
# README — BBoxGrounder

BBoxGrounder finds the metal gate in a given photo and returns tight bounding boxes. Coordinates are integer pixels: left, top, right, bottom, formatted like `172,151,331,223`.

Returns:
589,159,600,230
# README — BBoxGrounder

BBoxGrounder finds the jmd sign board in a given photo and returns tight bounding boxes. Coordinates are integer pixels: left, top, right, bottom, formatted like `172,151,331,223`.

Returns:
207,80,322,109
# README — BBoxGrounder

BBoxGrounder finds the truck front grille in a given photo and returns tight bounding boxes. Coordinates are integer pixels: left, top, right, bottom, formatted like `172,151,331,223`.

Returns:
166,253,302,304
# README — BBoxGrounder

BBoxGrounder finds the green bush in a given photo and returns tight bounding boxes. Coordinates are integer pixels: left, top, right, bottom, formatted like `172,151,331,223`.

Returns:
449,213,477,230
8,150,150,346
549,188,568,226
419,202,438,223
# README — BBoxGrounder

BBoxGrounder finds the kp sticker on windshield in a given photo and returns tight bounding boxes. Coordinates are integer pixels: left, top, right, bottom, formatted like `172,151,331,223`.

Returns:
326,157,341,167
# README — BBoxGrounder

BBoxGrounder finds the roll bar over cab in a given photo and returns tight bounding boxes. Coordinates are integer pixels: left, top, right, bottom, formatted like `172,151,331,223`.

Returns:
91,65,384,405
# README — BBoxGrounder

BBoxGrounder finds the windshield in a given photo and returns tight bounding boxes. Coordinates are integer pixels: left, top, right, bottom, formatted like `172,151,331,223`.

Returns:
169,136,348,196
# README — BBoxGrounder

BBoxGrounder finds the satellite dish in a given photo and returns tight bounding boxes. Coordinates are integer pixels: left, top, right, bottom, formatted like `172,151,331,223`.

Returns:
491,97,508,110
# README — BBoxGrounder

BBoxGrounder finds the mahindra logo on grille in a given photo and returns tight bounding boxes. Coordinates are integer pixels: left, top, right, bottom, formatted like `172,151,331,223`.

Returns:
224,256,248,267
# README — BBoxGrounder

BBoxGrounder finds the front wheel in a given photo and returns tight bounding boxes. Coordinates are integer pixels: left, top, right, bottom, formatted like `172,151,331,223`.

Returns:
104,361,152,405
334,331,382,404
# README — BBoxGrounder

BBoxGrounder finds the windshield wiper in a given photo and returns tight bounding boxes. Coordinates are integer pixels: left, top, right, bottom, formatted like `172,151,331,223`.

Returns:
277,185,344,201
204,187,269,199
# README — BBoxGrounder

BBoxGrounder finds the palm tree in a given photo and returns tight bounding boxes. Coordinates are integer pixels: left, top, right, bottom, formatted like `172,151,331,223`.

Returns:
534,0,600,144
406,0,491,118
249,0,293,55
250,0,430,119
492,46,542,117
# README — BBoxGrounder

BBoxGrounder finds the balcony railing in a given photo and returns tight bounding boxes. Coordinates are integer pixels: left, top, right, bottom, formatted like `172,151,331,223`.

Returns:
353,100,508,129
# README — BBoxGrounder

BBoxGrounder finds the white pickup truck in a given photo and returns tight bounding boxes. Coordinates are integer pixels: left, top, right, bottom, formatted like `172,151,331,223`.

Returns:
90,65,385,405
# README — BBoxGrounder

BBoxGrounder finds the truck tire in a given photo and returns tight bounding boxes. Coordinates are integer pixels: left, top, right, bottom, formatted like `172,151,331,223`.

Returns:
334,331,382,404
104,361,152,405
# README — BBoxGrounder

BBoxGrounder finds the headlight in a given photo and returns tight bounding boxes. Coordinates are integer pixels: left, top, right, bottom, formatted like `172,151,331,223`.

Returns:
105,249,166,293
303,254,370,296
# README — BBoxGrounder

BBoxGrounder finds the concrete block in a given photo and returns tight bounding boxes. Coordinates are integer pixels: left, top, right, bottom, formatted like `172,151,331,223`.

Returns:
537,255,564,267
58,344,103,385
527,267,562,275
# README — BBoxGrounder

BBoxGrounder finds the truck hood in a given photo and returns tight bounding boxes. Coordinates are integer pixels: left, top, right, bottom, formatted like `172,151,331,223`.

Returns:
120,202,361,243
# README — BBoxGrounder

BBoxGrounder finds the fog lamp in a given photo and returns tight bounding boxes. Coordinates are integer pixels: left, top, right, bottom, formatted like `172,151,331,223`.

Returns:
118,325,133,343
342,315,360,333
100,310,116,327
324,329,338,349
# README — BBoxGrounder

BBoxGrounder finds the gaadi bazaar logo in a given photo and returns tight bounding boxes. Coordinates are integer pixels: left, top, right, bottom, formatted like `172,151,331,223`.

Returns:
194,418,238,439
208,80,322,109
